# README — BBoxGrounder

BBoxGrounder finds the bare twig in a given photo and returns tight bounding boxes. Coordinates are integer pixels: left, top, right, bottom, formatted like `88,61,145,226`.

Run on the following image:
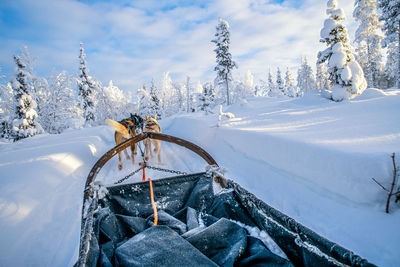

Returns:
372,178,389,192
385,153,398,213
373,153,400,213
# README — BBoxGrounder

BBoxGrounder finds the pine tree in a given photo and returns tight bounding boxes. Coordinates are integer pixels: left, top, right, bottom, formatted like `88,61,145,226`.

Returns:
161,72,176,117
284,67,298,97
378,0,400,88
245,70,255,97
102,80,131,121
137,84,152,118
10,54,43,140
198,82,215,114
41,71,79,133
0,76,13,139
77,42,96,126
16,47,48,116
316,63,331,91
232,79,245,103
186,77,191,113
318,0,367,101
297,57,316,94
267,69,276,96
353,0,384,88
149,79,162,119
212,18,238,105
382,42,399,88
276,68,285,95
173,82,184,113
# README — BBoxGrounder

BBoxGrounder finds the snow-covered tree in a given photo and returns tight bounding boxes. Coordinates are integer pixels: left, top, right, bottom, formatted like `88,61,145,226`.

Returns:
0,72,13,139
198,82,215,114
100,80,131,121
232,79,246,103
378,0,400,88
173,82,185,113
92,79,129,124
10,54,43,140
276,68,285,95
186,77,191,113
318,0,367,101
77,42,96,126
160,72,183,116
316,63,331,92
297,57,316,95
149,79,162,119
137,84,153,118
382,41,399,88
212,18,238,105
41,71,80,133
15,47,48,115
161,72,172,115
284,67,298,97
267,69,277,96
245,70,255,97
353,0,384,88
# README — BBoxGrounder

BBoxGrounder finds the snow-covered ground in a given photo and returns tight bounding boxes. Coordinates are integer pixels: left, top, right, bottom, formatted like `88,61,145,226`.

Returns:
0,89,399,267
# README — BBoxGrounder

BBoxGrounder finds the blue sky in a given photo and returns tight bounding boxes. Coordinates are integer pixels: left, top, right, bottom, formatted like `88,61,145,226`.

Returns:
0,0,356,94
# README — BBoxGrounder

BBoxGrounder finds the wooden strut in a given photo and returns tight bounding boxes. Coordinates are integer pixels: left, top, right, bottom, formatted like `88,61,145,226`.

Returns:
83,132,221,204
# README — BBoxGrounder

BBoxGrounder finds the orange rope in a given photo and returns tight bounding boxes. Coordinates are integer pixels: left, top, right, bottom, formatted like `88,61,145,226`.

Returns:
142,166,146,181
148,178,158,226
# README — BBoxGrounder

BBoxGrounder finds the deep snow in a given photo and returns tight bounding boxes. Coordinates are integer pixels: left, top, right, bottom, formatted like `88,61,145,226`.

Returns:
0,89,399,266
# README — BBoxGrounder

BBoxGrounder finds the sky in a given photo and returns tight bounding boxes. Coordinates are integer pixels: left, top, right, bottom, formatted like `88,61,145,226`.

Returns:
0,0,357,95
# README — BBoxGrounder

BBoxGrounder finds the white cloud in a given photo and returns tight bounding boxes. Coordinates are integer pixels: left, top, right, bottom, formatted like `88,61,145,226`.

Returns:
0,0,359,93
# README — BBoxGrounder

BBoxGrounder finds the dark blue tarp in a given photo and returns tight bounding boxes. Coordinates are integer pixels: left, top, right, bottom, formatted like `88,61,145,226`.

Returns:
77,172,375,267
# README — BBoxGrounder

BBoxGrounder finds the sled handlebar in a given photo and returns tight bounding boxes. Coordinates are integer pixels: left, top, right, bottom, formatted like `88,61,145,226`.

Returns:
84,132,218,197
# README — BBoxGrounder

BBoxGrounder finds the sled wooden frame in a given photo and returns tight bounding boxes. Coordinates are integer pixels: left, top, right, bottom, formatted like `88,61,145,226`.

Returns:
83,132,220,202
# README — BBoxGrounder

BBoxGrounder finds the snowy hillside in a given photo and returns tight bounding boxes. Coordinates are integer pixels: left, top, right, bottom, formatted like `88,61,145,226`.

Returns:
0,89,400,267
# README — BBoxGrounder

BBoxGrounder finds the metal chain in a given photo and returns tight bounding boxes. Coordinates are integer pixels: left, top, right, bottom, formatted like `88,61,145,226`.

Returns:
114,165,187,184
146,165,187,175
114,136,186,184
114,166,145,184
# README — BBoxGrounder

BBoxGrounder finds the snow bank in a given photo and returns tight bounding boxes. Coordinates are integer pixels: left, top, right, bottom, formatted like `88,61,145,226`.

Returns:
0,90,399,266
0,126,114,266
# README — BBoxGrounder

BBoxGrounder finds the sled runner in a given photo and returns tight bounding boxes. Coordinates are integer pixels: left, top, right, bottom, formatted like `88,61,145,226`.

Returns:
76,132,375,267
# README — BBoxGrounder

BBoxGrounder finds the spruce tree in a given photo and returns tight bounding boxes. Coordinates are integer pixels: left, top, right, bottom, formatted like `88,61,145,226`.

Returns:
149,79,162,119
212,18,237,105
297,57,316,94
353,0,383,88
267,69,276,96
10,55,43,140
284,67,297,97
383,42,399,88
318,0,367,101
137,84,152,119
245,70,255,97
77,42,95,126
0,79,13,139
316,63,331,92
276,68,285,95
42,71,79,133
199,82,215,115
378,0,400,88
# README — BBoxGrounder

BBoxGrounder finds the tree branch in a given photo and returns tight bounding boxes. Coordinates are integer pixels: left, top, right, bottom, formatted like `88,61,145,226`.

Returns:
385,153,398,213
372,178,389,192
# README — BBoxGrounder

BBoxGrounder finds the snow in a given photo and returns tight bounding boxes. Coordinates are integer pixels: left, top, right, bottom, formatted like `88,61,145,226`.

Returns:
349,61,368,94
1,90,400,266
321,18,336,39
329,50,347,68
